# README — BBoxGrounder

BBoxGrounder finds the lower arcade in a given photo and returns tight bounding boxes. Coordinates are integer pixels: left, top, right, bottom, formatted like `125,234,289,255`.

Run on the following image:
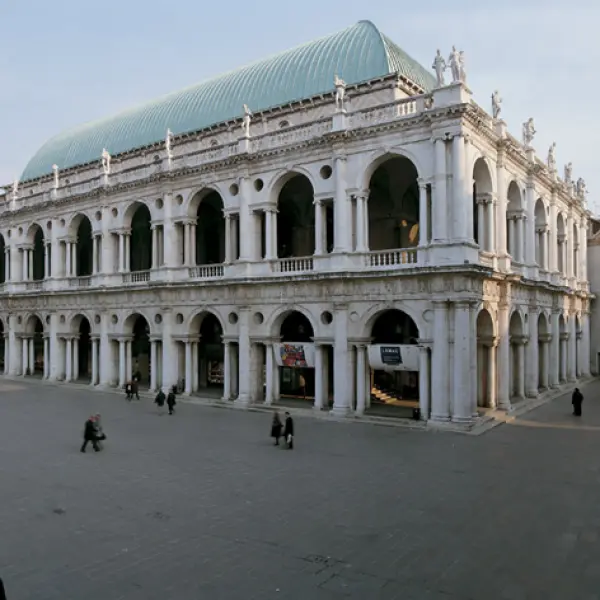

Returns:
0,272,591,424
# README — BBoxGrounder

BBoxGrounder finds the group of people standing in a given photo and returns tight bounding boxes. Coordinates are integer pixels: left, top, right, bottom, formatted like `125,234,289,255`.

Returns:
154,388,177,415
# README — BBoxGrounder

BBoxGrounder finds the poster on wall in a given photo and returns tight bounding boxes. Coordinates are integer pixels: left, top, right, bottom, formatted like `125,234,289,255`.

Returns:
368,344,420,372
274,343,315,368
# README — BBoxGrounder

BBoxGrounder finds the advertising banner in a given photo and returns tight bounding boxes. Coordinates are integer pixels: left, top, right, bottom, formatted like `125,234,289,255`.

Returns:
367,344,420,372
274,343,315,368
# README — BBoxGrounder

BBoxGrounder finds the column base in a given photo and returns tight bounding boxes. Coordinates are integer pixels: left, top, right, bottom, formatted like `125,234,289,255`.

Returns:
221,395,232,402
330,406,352,417
525,390,538,399
497,400,512,411
451,416,474,424
234,394,251,407
429,413,451,423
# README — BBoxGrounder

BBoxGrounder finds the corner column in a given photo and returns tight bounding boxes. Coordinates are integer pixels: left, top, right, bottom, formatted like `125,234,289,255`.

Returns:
497,303,511,409
432,138,448,241
452,301,474,422
550,311,560,388
418,345,430,419
355,344,367,415
525,311,538,397
222,341,232,401
452,134,468,241
184,341,193,395
91,338,99,386
332,304,351,415
430,301,450,421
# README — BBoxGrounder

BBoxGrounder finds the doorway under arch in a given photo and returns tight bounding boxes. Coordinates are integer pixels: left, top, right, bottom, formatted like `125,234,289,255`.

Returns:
75,316,92,381
369,309,419,413
31,225,46,281
130,314,151,385
538,313,550,390
130,205,152,272
509,311,525,399
476,309,496,408
75,216,93,276
276,175,315,258
558,314,567,382
193,313,225,396
24,315,44,376
195,192,225,265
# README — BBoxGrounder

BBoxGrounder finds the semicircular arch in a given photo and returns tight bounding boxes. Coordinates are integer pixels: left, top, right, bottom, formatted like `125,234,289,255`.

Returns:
66,212,94,237
267,167,317,202
69,311,94,335
122,199,153,229
267,305,318,338
187,307,226,333
359,302,422,341
122,310,154,336
360,147,423,191
186,184,226,217
24,312,45,334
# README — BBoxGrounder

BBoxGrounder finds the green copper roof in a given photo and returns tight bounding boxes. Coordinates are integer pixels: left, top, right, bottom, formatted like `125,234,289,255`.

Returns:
21,20,434,181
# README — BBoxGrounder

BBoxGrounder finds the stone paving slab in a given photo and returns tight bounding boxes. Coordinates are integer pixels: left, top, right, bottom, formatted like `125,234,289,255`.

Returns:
1,378,600,599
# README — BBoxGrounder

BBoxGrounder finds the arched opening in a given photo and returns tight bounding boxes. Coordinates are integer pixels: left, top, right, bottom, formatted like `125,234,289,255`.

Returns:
473,158,493,249
476,309,496,407
131,314,150,385
367,156,419,252
76,316,92,381
0,235,6,284
25,315,44,376
538,313,550,390
558,314,567,382
130,205,152,272
369,309,419,413
278,311,315,402
195,191,225,265
506,182,524,262
509,312,525,399
556,214,566,275
534,199,548,269
572,223,579,279
75,216,93,276
276,174,315,258
194,313,224,395
32,225,45,281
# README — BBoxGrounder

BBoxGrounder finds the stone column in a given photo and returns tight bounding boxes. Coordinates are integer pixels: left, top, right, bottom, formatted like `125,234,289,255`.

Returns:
91,338,98,385
48,314,60,381
44,243,50,278
92,236,99,274
118,339,126,387
265,209,274,260
27,338,34,376
418,346,430,419
42,337,49,379
543,227,549,270
567,316,576,381
496,160,508,259
355,344,367,415
487,343,497,408
224,215,232,264
508,218,515,257
355,194,366,252
582,313,591,377
151,226,158,268
313,344,323,410
126,340,132,382
453,301,473,422
550,312,560,388
222,341,231,401
560,334,568,382
433,138,447,241
497,305,511,409
332,155,350,253
71,241,78,277
549,201,557,272
28,249,34,280
150,340,157,391
477,198,485,247
525,182,536,266
118,233,125,273
332,304,351,415
314,200,324,255
124,232,131,272
184,341,193,395
516,215,525,263
192,341,199,392
486,199,495,253
190,223,197,265
235,309,251,405
73,338,79,381
538,336,549,389
21,249,27,281
4,248,9,282
4,335,9,375
525,313,538,397
430,301,450,421
418,180,428,247
516,340,525,398
566,215,574,278
452,135,468,241
21,337,28,376
580,217,588,283
65,338,72,382
265,342,274,405
64,242,71,277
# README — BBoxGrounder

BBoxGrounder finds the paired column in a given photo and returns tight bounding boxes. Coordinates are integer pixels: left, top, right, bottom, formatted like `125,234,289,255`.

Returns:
432,138,448,241
430,301,450,420
355,193,368,252
91,338,99,385
264,209,276,260
265,342,275,405
314,200,327,255
453,301,473,422
550,312,560,388
418,345,430,419
497,304,511,409
224,215,232,263
452,135,468,240
222,341,232,401
355,344,368,415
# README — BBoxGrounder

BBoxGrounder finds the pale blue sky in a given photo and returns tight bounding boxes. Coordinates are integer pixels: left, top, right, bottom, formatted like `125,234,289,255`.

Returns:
1,0,597,210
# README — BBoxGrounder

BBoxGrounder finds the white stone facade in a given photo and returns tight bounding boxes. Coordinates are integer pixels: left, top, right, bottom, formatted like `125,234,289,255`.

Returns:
0,75,591,424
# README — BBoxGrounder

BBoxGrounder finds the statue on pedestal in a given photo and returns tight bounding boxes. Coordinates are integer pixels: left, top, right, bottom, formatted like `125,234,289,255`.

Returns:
458,51,467,83
522,118,536,147
165,128,173,159
564,162,573,185
491,90,502,119
576,177,587,198
101,148,111,176
448,46,462,82
432,50,446,87
334,74,346,111
241,104,252,137
52,164,59,189
12,179,19,200
547,142,557,173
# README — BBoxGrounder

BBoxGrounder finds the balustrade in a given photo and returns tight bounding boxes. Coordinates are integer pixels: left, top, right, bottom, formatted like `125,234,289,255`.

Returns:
364,248,418,268
271,257,314,273
122,271,150,284
188,265,225,279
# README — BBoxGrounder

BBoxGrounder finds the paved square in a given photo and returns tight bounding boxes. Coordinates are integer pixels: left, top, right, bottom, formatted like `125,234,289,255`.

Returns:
1,380,600,600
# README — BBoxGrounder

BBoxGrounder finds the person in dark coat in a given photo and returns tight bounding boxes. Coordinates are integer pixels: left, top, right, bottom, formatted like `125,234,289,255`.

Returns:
155,390,166,414
131,378,140,400
125,382,133,401
572,387,584,416
0,576,7,600
271,411,282,445
167,390,176,415
80,416,100,453
283,412,294,449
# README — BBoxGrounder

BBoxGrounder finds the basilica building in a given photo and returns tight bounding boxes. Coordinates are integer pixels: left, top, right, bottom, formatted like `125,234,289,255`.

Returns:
0,20,591,426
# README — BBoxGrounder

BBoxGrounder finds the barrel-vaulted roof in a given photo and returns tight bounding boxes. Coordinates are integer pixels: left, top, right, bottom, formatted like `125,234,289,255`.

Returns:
21,20,434,181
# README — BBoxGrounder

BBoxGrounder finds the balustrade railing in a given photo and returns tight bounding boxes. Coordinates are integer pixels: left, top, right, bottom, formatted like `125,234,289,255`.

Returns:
364,248,418,268
122,271,150,284
69,276,92,288
188,264,225,279
26,281,44,290
271,257,314,273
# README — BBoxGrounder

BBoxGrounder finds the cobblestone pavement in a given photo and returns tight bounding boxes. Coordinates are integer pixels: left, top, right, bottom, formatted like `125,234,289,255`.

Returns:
1,379,600,600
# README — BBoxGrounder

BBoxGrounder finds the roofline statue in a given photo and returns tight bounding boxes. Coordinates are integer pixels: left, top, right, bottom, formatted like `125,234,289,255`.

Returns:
522,118,536,147
12,179,18,200
547,142,557,174
432,50,446,87
491,90,502,119
242,104,252,138
165,128,174,160
564,162,573,185
101,148,111,176
334,74,346,112
52,164,59,190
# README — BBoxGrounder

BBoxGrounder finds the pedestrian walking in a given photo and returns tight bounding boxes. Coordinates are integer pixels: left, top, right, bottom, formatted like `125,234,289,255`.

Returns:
572,387,584,416
155,389,166,415
93,413,107,450
125,382,133,401
298,372,306,399
283,411,294,449
0,576,7,600
271,411,282,445
80,416,100,453
167,390,176,415
131,378,140,400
